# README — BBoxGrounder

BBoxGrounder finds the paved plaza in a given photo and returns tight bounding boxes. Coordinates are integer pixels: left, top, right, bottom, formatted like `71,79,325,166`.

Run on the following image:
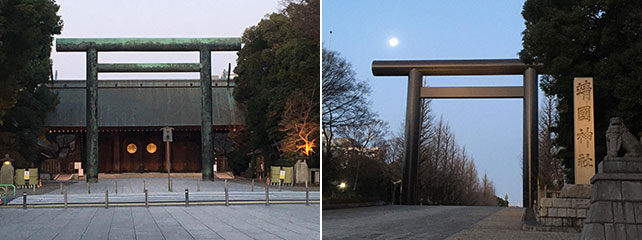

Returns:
0,204,319,240
323,205,580,239
0,178,320,240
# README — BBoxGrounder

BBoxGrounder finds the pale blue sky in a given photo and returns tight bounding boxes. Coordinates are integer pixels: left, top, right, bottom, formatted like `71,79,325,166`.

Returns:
51,0,281,80
51,0,542,206
323,0,544,206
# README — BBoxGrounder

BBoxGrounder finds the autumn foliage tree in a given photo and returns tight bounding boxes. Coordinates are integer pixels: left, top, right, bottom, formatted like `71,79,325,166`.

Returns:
279,91,320,159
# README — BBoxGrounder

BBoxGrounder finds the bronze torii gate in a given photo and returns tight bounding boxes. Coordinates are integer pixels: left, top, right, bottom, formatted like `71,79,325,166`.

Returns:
56,38,241,182
372,59,545,208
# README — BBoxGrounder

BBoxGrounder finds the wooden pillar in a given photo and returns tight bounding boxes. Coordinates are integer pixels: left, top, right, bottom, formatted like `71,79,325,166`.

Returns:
113,132,120,173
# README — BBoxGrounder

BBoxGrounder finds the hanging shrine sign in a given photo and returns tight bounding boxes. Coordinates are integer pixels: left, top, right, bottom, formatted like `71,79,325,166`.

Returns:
574,77,596,184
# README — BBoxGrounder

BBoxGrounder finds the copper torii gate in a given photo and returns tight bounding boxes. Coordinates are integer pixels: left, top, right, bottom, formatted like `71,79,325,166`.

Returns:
56,38,241,183
372,59,545,208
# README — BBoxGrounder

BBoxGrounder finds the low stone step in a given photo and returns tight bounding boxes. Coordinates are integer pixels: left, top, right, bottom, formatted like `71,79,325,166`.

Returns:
7,191,320,205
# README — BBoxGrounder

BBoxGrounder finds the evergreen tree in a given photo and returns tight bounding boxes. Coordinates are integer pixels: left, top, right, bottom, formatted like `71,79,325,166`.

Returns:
521,0,642,182
233,0,319,169
0,0,62,168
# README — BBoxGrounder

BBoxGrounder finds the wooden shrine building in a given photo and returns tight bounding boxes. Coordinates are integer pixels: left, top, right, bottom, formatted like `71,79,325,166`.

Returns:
44,79,244,174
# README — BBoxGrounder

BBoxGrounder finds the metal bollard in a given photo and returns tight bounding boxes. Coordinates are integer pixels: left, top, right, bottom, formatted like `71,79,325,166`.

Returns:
225,180,229,206
278,180,282,192
87,182,91,194
185,189,189,207
105,190,109,208
144,189,149,208
32,184,35,192
169,179,172,192
60,182,63,194
197,179,200,192
22,192,26,209
265,184,270,206
64,190,68,209
115,180,118,194
143,180,146,192
251,179,254,192
305,180,309,206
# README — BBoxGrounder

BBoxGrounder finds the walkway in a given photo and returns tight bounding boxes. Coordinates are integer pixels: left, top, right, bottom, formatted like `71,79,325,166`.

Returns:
447,207,579,240
323,205,581,239
0,204,319,240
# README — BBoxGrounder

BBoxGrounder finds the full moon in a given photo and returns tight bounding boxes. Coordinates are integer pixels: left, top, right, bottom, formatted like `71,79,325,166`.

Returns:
388,37,399,47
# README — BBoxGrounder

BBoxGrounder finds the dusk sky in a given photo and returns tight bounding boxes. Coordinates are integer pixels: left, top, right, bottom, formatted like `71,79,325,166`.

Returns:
51,0,281,80
323,0,541,206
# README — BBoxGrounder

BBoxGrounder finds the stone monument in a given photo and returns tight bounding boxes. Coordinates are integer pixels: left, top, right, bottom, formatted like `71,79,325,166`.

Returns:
580,117,642,239
0,154,14,185
294,159,309,185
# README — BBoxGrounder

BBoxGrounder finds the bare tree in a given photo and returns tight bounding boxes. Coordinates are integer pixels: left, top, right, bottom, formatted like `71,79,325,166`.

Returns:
539,94,564,191
339,118,388,191
323,58,500,205
322,49,372,159
330,118,390,195
390,100,500,206
478,173,497,205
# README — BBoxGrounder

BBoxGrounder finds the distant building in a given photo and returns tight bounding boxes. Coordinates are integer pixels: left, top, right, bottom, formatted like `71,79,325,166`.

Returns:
331,137,379,159
213,68,238,82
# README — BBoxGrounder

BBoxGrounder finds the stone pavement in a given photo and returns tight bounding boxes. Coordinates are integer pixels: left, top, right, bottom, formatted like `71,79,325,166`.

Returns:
323,205,503,239
323,205,581,239
0,204,319,240
447,207,580,240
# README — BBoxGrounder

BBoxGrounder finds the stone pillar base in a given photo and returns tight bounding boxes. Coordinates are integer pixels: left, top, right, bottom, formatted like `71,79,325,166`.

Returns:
580,173,642,239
